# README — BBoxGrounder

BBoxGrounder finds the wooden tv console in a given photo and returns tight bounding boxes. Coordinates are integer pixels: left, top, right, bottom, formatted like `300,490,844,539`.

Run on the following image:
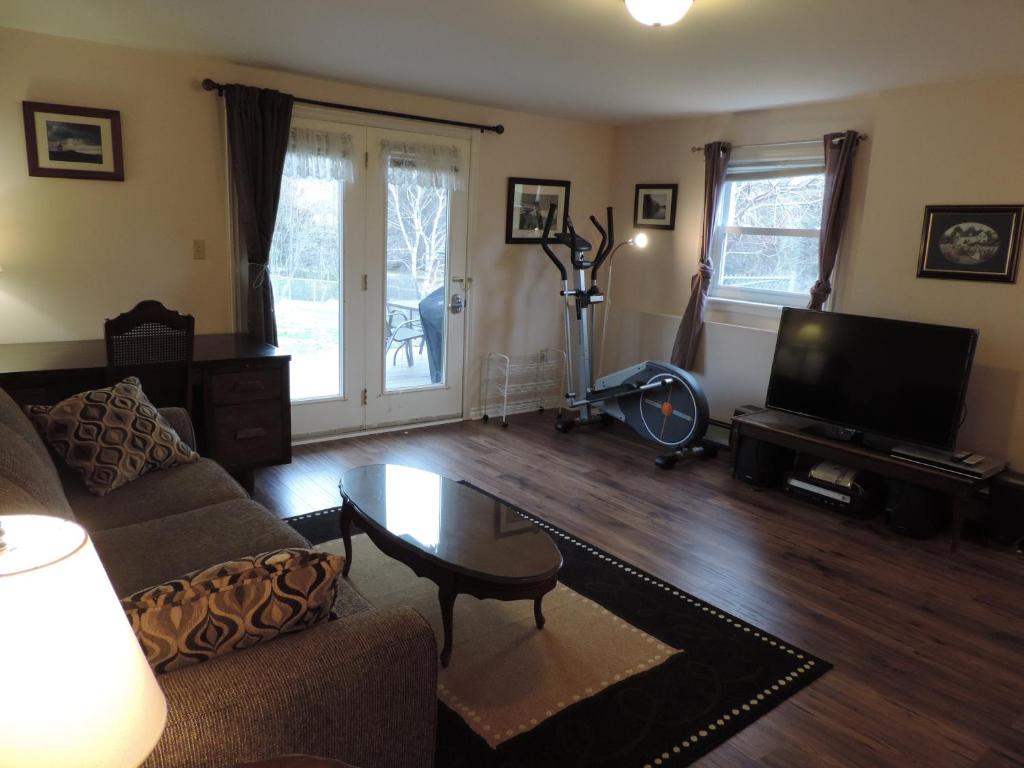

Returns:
731,409,1002,552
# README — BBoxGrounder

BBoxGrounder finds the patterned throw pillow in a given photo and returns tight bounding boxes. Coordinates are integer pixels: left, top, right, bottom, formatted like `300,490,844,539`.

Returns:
122,548,344,674
25,376,198,496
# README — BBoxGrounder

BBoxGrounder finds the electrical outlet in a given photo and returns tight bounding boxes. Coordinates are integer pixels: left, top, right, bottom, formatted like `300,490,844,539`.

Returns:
192,239,207,260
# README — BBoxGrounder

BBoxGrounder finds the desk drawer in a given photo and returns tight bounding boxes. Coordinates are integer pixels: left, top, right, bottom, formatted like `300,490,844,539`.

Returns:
211,401,284,468
210,368,282,404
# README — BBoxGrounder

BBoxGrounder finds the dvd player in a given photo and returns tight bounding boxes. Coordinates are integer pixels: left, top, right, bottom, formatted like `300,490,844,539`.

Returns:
784,462,881,517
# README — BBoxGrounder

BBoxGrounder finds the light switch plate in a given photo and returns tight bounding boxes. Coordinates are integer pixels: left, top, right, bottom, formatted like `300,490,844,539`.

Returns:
192,239,207,260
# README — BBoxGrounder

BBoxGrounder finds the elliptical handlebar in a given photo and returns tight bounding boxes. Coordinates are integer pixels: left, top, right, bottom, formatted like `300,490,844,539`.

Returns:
591,207,615,283
589,214,608,273
540,202,568,282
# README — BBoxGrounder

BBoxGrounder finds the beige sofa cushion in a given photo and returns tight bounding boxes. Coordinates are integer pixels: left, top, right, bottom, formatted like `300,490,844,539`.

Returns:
92,498,310,597
65,457,248,532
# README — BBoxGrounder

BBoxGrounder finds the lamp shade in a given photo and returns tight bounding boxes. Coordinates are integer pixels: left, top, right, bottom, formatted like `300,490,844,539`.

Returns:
0,515,167,768
625,0,694,26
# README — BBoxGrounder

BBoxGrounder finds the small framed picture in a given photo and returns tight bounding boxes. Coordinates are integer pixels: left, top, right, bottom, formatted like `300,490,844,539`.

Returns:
918,205,1022,283
22,101,124,181
506,177,570,244
634,184,678,230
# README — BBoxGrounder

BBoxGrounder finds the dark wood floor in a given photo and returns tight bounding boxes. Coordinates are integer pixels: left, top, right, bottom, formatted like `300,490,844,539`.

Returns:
254,413,1024,767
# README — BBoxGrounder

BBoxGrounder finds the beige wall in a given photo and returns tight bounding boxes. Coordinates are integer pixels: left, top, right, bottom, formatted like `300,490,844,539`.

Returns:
9,25,1022,463
609,76,1024,468
0,26,612,413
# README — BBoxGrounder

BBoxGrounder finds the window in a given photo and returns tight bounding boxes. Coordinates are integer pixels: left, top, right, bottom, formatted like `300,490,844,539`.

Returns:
268,124,353,401
710,144,826,307
381,140,459,392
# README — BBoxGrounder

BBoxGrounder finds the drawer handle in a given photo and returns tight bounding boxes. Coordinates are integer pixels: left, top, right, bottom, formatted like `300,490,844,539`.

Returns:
235,427,267,440
233,380,266,393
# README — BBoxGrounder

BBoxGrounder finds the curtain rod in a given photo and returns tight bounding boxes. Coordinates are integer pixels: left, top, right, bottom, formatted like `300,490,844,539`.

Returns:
201,79,505,135
690,134,867,153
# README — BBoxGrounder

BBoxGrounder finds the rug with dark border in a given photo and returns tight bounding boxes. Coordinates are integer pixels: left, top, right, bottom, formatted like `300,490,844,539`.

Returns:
287,485,831,767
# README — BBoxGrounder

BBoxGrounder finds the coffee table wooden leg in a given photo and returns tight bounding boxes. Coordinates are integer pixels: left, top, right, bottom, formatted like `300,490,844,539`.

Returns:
340,501,354,577
534,596,546,630
438,579,456,668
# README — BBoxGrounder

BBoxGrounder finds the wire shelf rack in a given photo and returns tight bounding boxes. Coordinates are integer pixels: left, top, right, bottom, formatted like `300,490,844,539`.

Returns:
482,348,565,427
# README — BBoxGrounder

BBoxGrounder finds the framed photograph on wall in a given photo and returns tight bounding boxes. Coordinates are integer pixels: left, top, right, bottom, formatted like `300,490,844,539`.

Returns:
22,101,124,181
634,183,678,230
506,177,570,244
917,205,1022,283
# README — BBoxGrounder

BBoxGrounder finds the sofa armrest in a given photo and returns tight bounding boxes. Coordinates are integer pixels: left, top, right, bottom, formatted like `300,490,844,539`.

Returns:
159,407,197,451
143,607,438,768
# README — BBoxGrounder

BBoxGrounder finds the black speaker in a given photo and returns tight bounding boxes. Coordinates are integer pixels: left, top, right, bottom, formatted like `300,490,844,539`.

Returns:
987,471,1024,550
885,483,947,539
734,436,793,487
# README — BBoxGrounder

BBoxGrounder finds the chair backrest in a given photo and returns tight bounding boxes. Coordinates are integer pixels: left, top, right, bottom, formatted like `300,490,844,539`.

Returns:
104,301,195,410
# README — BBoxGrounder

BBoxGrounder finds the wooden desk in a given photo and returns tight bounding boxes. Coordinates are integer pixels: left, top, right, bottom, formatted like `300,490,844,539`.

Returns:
0,334,292,484
732,409,1000,552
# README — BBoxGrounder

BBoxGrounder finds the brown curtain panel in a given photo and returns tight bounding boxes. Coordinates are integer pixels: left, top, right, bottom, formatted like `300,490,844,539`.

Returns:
670,141,731,370
809,130,861,310
224,85,294,346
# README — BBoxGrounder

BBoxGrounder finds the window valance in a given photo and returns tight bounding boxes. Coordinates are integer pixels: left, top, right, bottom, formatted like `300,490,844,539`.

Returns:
381,140,464,190
284,126,355,182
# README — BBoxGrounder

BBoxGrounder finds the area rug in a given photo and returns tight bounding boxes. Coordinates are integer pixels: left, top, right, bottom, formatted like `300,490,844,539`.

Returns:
288,486,831,767
319,535,681,748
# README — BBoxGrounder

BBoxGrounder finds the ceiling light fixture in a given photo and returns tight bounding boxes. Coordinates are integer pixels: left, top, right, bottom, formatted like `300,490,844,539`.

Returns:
625,0,693,27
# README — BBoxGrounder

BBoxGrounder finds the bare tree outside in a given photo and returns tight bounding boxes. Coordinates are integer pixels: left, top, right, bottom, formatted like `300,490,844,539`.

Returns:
384,176,451,390
719,173,824,295
385,180,450,301
268,174,343,399
267,169,452,398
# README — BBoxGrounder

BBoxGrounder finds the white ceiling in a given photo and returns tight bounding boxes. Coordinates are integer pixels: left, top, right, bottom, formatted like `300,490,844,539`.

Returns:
4,0,1024,123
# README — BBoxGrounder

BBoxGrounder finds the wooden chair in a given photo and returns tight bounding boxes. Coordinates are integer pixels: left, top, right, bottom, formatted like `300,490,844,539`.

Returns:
104,300,195,411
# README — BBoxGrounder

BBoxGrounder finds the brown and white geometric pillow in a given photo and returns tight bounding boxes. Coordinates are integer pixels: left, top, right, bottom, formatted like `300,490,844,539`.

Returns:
121,548,344,674
25,376,198,496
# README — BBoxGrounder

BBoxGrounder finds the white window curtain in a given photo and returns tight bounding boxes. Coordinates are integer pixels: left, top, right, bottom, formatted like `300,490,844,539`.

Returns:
381,140,465,191
283,126,354,182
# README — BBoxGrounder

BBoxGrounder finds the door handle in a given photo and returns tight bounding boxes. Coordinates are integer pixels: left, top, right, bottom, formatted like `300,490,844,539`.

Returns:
449,294,465,314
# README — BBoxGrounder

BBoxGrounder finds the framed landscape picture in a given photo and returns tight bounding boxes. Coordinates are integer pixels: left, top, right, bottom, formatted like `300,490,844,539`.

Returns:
918,205,1022,283
634,183,678,230
506,177,570,244
22,101,124,181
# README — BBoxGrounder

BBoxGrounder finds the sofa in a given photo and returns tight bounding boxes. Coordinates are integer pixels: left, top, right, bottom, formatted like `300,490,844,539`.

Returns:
0,388,438,768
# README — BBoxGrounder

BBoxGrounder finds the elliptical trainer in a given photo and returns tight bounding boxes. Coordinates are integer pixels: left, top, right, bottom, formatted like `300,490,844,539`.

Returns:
536,203,712,467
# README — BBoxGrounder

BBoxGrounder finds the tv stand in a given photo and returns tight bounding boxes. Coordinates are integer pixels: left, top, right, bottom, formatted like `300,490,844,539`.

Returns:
733,409,1001,552
801,422,862,443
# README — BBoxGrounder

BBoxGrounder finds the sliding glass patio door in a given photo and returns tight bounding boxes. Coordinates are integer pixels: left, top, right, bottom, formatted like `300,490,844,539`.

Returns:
268,117,470,438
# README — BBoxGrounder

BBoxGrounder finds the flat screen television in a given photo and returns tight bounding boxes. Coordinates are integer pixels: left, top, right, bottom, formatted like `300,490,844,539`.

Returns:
766,309,978,450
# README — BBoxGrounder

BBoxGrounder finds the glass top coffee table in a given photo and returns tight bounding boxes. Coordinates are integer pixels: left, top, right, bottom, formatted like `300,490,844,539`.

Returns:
339,464,563,667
